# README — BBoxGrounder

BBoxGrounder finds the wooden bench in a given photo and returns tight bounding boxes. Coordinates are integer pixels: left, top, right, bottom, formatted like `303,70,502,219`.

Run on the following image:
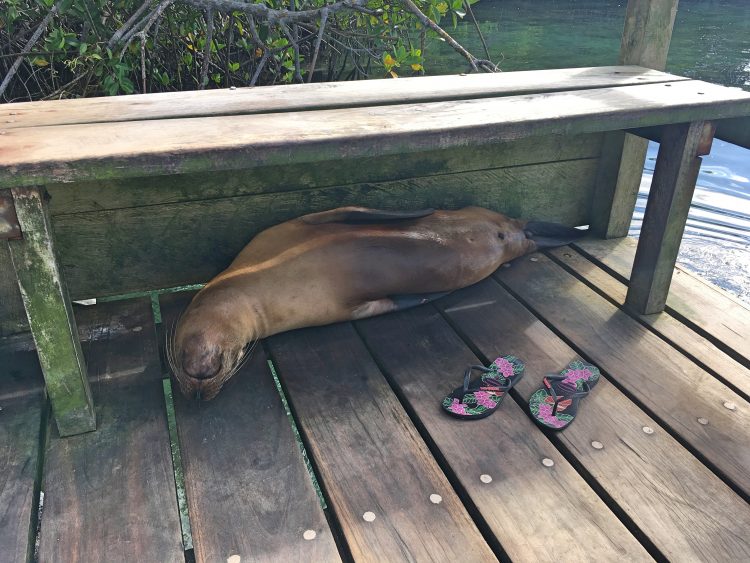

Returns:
2,64,750,437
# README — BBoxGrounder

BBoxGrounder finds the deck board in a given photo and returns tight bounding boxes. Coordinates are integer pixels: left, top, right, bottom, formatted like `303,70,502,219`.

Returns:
38,299,184,563
0,347,44,563
438,277,750,561
356,308,651,562
160,293,340,563
573,237,750,366
548,245,750,400
267,323,497,562
494,253,750,498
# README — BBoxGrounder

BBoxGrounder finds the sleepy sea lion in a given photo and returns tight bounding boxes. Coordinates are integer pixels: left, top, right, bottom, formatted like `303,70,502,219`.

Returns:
168,206,585,399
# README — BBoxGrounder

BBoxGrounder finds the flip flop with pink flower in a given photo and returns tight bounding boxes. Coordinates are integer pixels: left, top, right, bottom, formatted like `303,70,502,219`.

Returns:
442,356,525,420
529,360,600,430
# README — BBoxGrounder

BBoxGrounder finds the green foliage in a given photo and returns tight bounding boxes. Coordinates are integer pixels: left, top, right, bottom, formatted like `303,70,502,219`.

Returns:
0,0,474,101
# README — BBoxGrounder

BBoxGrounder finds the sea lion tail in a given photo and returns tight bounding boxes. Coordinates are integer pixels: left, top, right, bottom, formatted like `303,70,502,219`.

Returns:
524,221,587,249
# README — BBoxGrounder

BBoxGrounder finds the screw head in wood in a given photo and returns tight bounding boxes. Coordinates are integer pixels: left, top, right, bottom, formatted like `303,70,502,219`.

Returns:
697,417,709,425
723,401,736,411
529,257,538,262
363,511,376,522
542,458,554,467
303,529,317,540
591,441,603,449
480,474,493,483
227,555,241,563
429,494,443,504
642,426,654,434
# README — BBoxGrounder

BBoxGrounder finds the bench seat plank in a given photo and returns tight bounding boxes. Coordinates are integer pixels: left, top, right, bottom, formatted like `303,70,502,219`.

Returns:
437,277,750,561
38,299,184,563
356,309,650,562
267,323,497,562
2,79,749,188
494,254,750,497
0,66,685,130
159,293,341,563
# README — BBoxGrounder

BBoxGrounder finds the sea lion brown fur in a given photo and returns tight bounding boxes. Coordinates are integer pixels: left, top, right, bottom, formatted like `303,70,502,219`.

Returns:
169,206,584,399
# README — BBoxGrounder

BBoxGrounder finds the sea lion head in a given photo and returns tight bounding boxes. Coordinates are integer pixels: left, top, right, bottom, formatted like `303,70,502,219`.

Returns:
169,290,256,401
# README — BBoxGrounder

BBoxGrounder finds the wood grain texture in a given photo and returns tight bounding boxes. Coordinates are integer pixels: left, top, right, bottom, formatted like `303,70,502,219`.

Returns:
626,121,710,314
547,246,750,401
438,276,750,562
0,66,686,130
0,345,45,563
0,242,28,336
619,0,679,70
159,293,340,563
715,116,750,149
38,299,184,563
591,132,649,238
267,323,496,562
356,308,650,562
2,79,749,188
495,253,750,497
573,237,750,366
46,134,602,215
7,187,94,436
591,0,678,240
52,158,597,299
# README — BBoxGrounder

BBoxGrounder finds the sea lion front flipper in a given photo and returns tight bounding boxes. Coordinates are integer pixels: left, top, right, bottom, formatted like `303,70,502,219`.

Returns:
301,206,435,225
389,291,453,311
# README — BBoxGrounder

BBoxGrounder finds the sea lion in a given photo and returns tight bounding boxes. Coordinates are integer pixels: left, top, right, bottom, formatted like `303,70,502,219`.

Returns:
168,206,584,399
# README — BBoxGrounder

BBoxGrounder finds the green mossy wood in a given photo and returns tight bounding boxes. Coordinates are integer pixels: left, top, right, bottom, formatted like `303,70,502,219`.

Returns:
6,187,95,436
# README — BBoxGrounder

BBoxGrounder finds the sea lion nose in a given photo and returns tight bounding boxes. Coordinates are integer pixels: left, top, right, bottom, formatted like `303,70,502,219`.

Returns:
180,335,222,380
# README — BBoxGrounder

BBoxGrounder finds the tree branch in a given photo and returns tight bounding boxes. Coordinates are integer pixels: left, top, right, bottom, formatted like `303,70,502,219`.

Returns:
0,0,62,99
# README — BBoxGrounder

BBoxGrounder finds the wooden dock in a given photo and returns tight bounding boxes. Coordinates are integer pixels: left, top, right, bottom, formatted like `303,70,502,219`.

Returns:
3,237,748,562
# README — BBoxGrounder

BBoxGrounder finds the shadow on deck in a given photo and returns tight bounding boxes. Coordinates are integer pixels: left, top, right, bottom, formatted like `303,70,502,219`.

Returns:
2,237,749,562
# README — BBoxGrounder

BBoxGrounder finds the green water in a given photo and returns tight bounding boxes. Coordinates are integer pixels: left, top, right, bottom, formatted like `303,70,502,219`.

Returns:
426,0,750,90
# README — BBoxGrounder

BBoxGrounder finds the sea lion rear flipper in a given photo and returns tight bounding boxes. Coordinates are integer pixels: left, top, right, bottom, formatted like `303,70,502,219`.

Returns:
301,206,435,225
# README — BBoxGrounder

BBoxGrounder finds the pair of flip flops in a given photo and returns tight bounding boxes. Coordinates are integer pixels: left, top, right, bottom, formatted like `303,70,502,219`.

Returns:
441,356,600,430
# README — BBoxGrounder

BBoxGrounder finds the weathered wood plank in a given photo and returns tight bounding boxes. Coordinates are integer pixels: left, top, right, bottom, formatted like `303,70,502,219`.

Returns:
267,323,496,561
0,66,686,130
715,116,750,150
591,132,649,238
6,187,95,436
2,79,749,188
626,121,713,314
356,309,651,562
619,0,679,70
573,237,750,366
495,253,750,497
591,0,679,239
38,299,184,563
0,242,28,336
53,158,597,299
159,293,340,563
47,134,602,214
547,246,750,401
438,277,750,561
0,345,45,563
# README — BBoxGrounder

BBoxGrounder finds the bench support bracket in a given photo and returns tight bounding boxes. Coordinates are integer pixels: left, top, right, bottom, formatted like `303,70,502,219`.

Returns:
626,121,715,315
6,186,96,436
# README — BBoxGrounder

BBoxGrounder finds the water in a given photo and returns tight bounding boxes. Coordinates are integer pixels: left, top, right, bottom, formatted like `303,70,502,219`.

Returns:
424,0,750,302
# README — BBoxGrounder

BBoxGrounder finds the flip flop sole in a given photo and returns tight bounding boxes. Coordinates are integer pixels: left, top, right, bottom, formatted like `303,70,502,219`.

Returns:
529,360,600,430
442,355,525,420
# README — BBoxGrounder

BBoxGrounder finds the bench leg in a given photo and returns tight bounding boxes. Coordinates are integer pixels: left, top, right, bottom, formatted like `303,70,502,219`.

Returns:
6,187,95,436
591,131,650,239
625,121,714,315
